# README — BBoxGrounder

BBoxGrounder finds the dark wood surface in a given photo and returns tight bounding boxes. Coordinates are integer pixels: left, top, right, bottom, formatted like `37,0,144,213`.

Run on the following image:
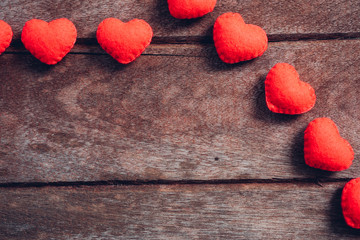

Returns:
1,40,360,183
2,182,360,240
0,0,360,41
1,0,360,239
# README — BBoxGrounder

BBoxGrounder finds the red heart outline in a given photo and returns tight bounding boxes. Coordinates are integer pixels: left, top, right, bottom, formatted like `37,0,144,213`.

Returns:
96,18,153,64
0,20,12,55
304,118,354,171
21,18,77,65
167,0,217,19
213,12,268,63
265,63,316,114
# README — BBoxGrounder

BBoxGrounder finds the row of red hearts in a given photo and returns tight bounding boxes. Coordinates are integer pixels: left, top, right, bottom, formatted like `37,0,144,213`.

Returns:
0,12,266,65
167,1,360,229
1,1,359,229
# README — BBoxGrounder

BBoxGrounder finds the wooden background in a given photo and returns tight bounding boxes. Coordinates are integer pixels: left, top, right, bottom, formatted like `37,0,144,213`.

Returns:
1,0,360,239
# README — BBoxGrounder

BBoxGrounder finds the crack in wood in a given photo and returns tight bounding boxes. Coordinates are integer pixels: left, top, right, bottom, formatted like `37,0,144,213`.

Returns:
0,178,353,189
4,34,360,57
7,32,360,47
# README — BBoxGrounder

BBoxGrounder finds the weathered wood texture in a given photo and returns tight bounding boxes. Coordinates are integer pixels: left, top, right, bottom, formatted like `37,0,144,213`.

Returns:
1,0,360,41
1,182,359,240
1,1,360,240
1,40,360,183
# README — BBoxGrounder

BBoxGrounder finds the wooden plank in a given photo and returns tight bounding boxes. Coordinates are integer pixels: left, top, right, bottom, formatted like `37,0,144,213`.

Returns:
1,40,360,183
1,0,360,41
1,182,359,239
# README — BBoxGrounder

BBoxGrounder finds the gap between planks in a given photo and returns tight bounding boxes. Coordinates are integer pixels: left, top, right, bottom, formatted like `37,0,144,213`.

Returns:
0,178,353,189
4,32,360,54
108,32,360,43
13,32,360,44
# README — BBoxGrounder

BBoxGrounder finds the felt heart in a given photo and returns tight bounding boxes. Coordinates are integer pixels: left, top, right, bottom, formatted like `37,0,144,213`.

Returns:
21,18,77,65
167,0,217,19
0,20,12,55
213,12,268,63
342,178,360,229
96,18,153,64
304,118,354,171
265,63,316,114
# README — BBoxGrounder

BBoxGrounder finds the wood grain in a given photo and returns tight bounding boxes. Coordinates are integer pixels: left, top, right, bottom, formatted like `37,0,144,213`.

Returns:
2,2,359,239
1,182,359,239
1,0,360,41
1,40,360,183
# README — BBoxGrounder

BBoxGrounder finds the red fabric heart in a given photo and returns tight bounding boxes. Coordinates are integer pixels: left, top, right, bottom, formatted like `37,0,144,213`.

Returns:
0,20,12,55
97,18,153,64
342,178,360,229
21,18,77,65
213,12,268,63
304,118,354,171
265,63,316,114
167,0,217,19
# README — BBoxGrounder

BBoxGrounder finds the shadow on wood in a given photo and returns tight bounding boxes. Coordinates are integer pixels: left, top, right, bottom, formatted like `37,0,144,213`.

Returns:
24,56,54,73
329,187,360,236
203,43,259,71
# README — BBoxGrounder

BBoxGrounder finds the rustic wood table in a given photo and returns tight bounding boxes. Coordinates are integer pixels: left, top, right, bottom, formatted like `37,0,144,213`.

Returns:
1,0,360,239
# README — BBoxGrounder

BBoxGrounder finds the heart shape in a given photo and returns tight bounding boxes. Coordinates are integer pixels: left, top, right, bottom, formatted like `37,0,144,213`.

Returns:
265,63,316,114
304,118,354,171
0,20,12,55
96,18,153,64
21,18,77,65
167,0,217,19
213,12,268,63
342,178,360,229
